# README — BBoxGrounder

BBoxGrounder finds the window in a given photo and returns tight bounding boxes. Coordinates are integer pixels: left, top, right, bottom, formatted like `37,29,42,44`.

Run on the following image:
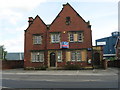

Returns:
66,17,71,25
69,33,74,42
31,52,44,62
51,33,60,43
78,33,83,42
57,51,62,62
33,35,42,44
71,51,81,61
69,32,83,42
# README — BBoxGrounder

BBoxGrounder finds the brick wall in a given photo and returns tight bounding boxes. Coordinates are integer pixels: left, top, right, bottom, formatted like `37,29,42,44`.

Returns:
107,60,120,68
1,60,24,69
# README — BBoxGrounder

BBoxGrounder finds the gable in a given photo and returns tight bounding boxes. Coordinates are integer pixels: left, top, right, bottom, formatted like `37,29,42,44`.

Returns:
50,3,90,31
26,15,46,33
115,36,120,48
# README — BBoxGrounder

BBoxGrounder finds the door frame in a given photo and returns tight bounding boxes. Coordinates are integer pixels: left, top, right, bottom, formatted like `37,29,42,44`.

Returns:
50,52,56,67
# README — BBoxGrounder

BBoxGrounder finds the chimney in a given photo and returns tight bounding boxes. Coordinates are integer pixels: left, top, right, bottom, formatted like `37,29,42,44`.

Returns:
87,21,90,25
87,21,91,28
28,17,33,25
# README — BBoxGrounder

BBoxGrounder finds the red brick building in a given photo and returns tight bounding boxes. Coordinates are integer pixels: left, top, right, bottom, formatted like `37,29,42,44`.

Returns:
24,3,92,68
115,36,120,60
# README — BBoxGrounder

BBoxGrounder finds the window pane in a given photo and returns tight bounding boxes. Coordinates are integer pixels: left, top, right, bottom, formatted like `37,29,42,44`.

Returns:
71,52,76,61
76,51,81,61
58,51,62,62
40,53,44,62
69,33,74,42
31,53,35,62
78,33,83,42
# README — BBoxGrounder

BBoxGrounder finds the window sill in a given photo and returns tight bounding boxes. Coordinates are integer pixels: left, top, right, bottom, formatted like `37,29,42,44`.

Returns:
69,41,83,43
57,61,63,62
33,44,41,45
32,61,44,63
51,42,60,44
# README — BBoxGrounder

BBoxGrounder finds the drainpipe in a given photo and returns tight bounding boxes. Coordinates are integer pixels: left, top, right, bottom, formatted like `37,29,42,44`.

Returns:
19,53,22,60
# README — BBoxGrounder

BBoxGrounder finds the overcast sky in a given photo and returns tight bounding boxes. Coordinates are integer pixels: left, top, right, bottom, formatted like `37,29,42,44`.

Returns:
0,0,119,52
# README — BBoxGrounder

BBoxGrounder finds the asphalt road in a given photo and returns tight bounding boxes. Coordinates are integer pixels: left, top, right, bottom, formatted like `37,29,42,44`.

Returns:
2,71,119,89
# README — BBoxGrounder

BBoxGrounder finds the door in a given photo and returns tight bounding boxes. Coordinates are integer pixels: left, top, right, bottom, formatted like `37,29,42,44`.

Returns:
50,52,56,67
93,52,100,65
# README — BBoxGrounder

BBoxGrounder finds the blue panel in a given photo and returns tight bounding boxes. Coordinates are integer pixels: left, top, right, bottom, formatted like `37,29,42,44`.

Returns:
96,34,119,54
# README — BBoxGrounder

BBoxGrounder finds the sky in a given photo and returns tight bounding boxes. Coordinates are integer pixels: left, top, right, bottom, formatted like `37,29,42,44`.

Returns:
0,0,119,52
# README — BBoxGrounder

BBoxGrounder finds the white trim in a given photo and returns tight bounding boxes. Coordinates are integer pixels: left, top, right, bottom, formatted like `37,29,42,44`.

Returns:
103,54,116,56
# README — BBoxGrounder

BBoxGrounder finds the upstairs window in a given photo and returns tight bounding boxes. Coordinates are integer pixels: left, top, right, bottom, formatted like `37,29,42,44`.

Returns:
33,35,42,44
78,33,83,42
51,33,60,43
66,17,71,25
69,32,83,42
69,33,74,42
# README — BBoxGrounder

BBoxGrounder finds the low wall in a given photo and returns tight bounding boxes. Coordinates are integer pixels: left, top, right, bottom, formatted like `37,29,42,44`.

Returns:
107,60,120,68
2,60,24,69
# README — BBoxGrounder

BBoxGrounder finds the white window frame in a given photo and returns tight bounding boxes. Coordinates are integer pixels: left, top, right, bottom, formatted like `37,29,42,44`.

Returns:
31,52,44,62
51,33,60,43
33,35,42,44
69,32,84,42
71,51,81,62
78,33,83,42
76,51,81,61
69,33,74,42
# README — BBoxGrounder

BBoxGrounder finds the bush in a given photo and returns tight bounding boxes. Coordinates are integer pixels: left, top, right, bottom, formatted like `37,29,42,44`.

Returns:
25,65,48,70
64,62,81,70
24,67,35,70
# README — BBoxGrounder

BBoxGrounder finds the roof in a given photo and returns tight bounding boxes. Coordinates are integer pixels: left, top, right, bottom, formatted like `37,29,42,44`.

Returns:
5,52,24,60
96,31,120,41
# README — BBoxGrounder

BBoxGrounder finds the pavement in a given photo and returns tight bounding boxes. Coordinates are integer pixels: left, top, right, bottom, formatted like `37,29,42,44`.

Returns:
2,67,119,76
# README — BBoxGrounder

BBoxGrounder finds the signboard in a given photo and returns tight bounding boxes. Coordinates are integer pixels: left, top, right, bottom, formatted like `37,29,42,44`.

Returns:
87,48,92,51
97,42,106,46
60,42,69,48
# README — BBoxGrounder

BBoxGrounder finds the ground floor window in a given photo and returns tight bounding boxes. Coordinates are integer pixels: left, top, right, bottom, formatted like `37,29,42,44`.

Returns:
31,52,44,62
71,51,81,61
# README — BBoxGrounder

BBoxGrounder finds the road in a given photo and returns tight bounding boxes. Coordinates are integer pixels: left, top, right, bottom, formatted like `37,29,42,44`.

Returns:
1,68,119,89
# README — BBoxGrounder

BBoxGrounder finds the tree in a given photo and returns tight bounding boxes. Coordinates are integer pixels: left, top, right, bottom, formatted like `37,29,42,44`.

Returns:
0,45,7,60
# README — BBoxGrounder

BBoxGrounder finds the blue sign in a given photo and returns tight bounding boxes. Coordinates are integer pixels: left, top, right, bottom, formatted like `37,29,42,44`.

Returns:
61,42,69,48
87,48,92,51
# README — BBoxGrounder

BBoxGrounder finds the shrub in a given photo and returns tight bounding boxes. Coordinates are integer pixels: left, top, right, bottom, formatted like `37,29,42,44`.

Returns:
64,62,81,70
24,67,35,70
25,65,48,70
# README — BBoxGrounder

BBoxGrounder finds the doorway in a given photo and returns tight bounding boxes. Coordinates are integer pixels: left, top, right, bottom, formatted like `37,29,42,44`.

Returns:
50,52,56,67
93,52,100,65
